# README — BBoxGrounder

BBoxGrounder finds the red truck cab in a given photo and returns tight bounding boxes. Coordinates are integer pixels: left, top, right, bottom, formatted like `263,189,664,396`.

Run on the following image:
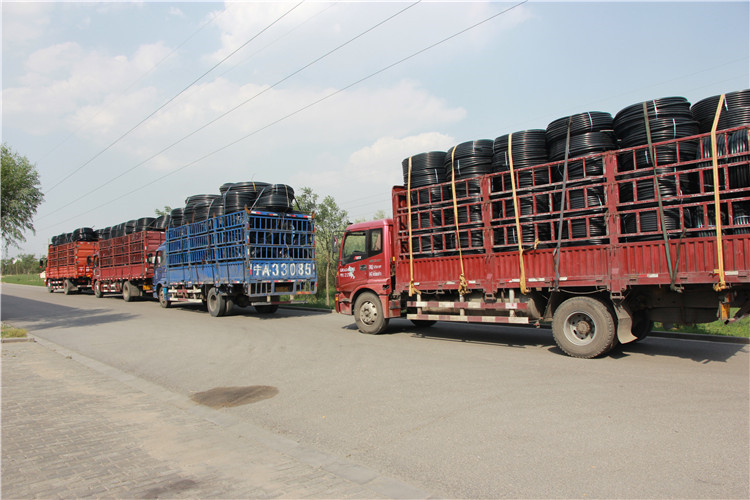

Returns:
335,218,395,332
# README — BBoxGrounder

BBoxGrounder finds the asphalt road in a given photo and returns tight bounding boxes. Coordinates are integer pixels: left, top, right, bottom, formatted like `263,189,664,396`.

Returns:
2,283,749,498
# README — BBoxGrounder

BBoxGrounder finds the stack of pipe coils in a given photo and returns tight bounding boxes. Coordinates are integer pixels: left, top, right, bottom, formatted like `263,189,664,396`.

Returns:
221,181,270,213
183,194,222,223
255,184,295,212
545,111,616,180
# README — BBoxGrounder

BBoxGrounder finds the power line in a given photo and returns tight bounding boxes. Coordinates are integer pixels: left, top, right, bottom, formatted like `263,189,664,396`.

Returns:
37,7,226,166
39,0,529,232
42,1,304,196
39,1,421,218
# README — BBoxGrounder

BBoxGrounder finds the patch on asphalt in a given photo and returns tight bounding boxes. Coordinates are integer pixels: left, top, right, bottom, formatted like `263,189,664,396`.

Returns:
142,479,198,498
191,386,279,408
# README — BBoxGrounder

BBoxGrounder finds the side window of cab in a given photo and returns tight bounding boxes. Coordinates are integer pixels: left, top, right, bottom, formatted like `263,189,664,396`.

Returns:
341,231,367,264
368,228,383,257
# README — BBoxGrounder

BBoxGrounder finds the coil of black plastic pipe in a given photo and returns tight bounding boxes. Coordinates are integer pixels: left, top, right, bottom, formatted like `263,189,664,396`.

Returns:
545,111,614,143
691,89,750,132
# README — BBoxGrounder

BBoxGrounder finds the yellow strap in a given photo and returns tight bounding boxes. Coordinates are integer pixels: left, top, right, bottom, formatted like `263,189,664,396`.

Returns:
710,94,727,291
508,133,529,294
449,147,469,296
407,157,419,296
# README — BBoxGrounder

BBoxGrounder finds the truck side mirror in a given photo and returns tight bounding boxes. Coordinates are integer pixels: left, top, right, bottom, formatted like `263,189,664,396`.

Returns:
331,235,339,261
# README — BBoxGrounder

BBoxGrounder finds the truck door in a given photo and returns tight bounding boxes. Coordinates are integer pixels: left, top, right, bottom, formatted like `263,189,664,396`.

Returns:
338,228,386,292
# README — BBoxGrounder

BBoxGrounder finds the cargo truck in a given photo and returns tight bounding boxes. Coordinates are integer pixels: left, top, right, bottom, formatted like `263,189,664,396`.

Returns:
44,233,97,294
93,229,165,301
154,208,317,316
335,125,750,358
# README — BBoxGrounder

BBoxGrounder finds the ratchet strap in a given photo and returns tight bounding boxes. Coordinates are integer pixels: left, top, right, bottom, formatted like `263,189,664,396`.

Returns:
508,133,529,294
406,157,419,296
553,118,573,290
710,94,727,291
449,147,469,296
643,102,676,286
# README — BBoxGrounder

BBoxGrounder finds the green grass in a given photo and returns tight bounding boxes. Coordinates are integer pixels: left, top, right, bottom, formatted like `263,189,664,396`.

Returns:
656,314,750,338
1,273,45,286
285,290,336,310
1,323,28,339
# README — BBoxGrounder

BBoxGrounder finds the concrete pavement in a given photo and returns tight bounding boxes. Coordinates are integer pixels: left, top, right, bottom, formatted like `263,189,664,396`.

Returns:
1,337,434,499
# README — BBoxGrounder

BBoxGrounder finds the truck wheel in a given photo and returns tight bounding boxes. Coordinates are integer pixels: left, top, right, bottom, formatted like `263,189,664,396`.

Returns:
254,304,279,314
207,287,226,317
47,281,54,293
354,292,389,335
158,286,170,309
224,296,235,315
94,281,103,298
63,280,73,295
552,296,616,358
122,282,133,302
632,311,653,341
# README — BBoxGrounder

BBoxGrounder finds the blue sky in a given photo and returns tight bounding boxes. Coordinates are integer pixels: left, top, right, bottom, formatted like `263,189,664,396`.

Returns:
2,1,748,257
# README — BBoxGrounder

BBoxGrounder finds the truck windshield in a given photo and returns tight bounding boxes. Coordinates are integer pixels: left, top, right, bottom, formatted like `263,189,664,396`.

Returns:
341,231,366,264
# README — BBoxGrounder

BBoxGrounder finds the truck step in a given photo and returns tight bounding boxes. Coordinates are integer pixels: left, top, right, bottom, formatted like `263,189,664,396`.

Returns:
406,313,529,325
407,300,527,311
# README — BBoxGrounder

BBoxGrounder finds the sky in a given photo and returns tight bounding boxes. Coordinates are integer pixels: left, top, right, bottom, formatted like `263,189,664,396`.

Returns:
2,0,748,258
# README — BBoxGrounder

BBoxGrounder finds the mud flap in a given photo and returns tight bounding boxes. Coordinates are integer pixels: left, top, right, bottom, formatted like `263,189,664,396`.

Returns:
613,301,638,345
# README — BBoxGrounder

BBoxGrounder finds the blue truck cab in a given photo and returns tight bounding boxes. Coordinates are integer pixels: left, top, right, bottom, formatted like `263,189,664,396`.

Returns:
153,209,316,316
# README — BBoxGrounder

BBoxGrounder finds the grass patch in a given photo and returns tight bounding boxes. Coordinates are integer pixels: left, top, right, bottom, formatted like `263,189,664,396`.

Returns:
656,313,750,338
1,273,45,286
1,323,28,339
284,290,336,310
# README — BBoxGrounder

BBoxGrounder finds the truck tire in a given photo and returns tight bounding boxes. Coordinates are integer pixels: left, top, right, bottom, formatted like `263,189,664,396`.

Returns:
224,296,235,315
63,279,73,295
122,282,134,302
94,281,103,298
354,291,389,335
158,286,170,309
632,311,653,341
254,304,279,314
207,287,226,317
552,296,616,358
47,281,54,293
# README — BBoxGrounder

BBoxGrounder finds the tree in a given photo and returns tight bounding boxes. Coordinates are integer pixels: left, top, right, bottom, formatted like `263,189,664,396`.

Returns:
1,253,43,275
1,144,44,250
296,187,349,306
155,206,172,216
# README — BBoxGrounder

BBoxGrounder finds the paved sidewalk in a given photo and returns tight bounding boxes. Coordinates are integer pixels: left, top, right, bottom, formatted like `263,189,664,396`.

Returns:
2,339,432,499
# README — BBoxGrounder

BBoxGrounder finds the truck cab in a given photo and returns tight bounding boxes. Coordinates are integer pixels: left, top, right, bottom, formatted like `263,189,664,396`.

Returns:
335,219,395,332
152,243,167,301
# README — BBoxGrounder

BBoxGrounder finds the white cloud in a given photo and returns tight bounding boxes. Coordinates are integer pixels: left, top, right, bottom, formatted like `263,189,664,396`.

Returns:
1,2,51,45
292,132,455,219
5,42,172,136
168,7,185,19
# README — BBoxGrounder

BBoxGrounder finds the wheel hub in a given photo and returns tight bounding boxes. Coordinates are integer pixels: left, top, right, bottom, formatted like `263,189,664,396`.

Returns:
361,302,378,325
565,312,596,345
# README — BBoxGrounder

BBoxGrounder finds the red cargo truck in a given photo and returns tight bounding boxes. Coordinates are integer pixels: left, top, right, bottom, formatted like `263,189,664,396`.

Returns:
335,126,750,358
45,240,97,294
93,230,165,301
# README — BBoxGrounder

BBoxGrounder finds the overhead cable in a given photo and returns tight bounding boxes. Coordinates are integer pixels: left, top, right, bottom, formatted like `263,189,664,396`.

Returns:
42,1,304,195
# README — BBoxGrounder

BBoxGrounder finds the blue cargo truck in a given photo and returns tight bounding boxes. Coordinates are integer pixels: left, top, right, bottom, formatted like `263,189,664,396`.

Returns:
153,209,317,317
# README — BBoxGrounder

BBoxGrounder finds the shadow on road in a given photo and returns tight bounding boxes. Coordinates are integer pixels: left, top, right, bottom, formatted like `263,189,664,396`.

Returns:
341,318,554,350
610,337,747,364
1,295,135,331
342,318,747,363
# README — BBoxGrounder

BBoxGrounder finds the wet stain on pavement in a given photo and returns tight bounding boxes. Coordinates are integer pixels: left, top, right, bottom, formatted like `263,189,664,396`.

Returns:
191,386,279,408
142,478,199,498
